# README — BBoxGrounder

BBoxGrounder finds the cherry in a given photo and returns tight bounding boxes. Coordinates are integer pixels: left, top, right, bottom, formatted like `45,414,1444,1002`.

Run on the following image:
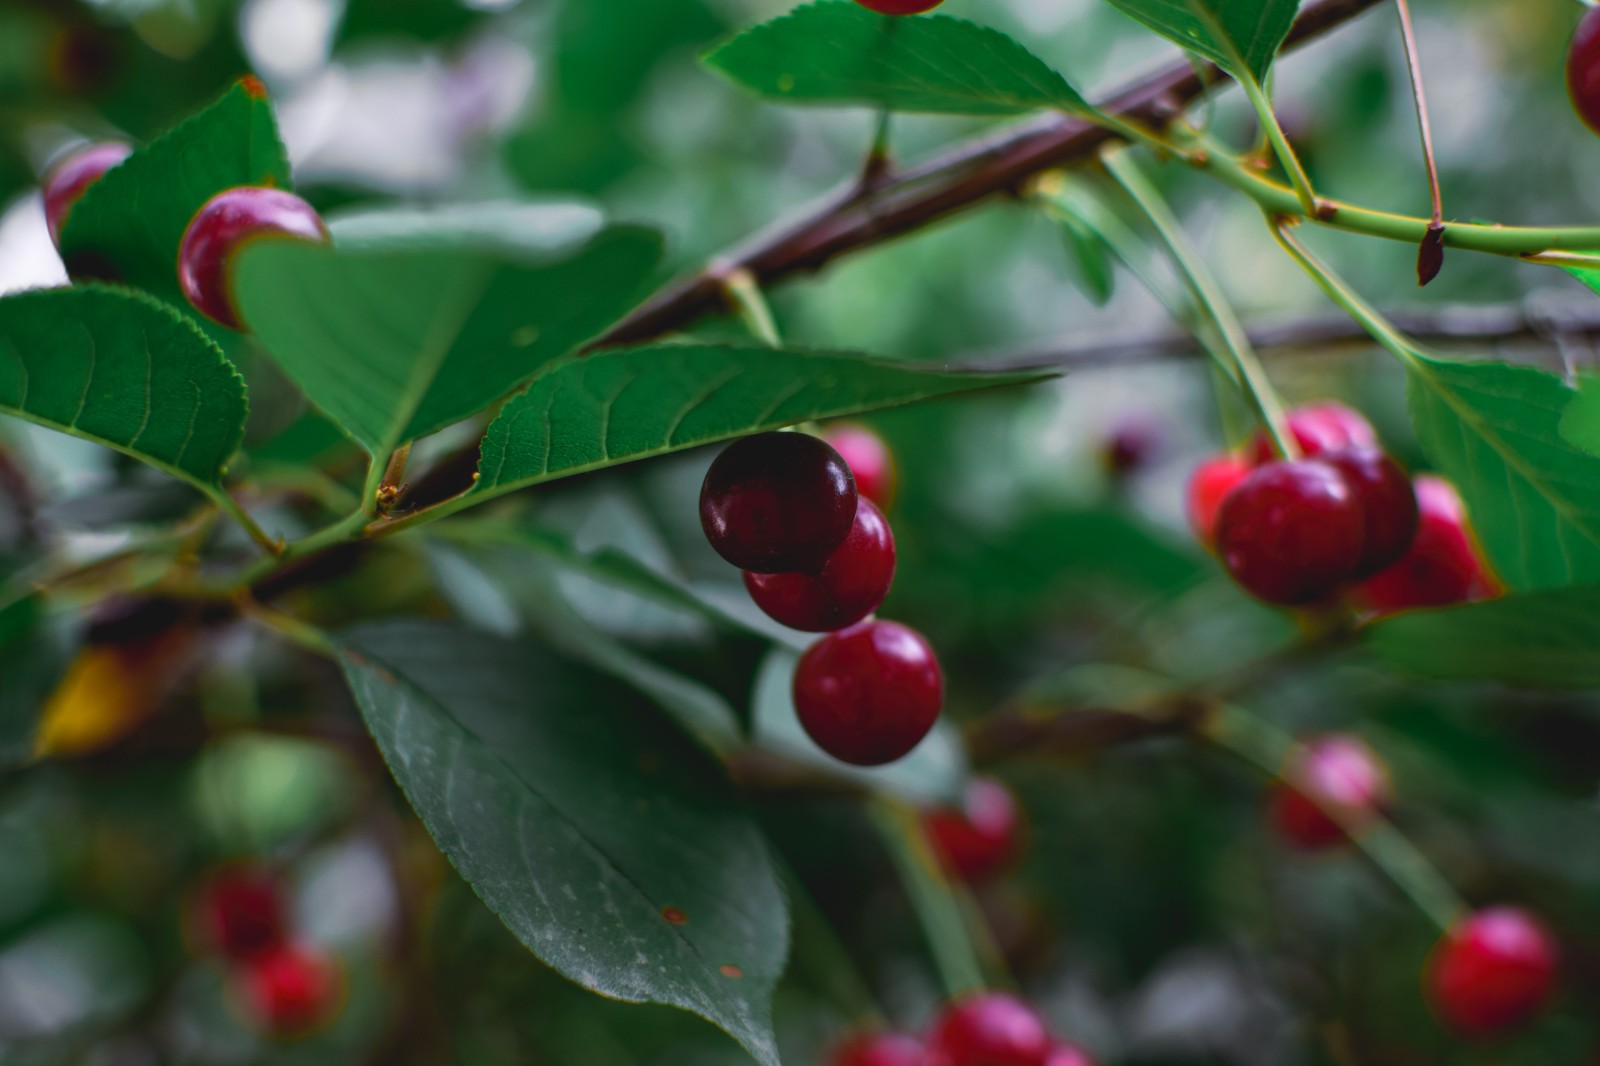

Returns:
793,619,942,766
1214,458,1365,606
237,941,342,1037
198,866,287,961
1245,402,1376,464
925,993,1052,1066
1101,417,1160,479
1356,475,1496,613
178,186,329,331
1570,5,1600,136
1044,1046,1096,1066
824,424,898,511
1269,734,1391,850
1426,906,1559,1040
701,432,858,574
832,1031,928,1066
42,141,131,244
1186,452,1251,548
1321,445,1418,578
743,498,895,632
923,776,1024,883
855,0,946,14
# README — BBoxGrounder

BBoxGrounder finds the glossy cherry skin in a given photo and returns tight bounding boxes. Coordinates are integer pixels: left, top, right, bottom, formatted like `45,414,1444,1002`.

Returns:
42,141,131,244
855,0,945,13
199,866,287,961
1570,6,1600,135
1356,475,1496,613
1186,453,1251,549
1043,1045,1096,1066
238,941,342,1037
1215,459,1366,606
926,993,1052,1066
793,619,942,766
1322,446,1418,579
923,776,1024,883
1246,402,1376,464
832,1031,929,1066
178,186,329,331
824,424,897,510
701,432,858,574
744,498,895,632
1426,907,1559,1040
1269,734,1391,850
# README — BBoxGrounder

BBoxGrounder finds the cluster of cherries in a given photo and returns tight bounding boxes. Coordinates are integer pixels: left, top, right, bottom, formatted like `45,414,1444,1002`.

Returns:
1187,402,1495,611
700,425,946,766
194,865,343,1038
833,992,1093,1066
42,137,329,332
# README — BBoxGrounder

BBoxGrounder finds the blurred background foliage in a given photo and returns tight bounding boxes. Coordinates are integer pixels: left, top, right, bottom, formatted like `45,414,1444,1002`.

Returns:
0,0,1598,1062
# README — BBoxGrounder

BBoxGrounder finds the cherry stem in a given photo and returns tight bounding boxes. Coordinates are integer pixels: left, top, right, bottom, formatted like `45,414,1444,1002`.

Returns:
721,267,783,348
1395,0,1444,227
207,487,284,557
1101,145,1299,459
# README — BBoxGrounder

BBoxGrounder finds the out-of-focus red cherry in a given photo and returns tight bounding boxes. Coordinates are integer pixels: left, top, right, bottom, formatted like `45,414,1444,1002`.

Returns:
1186,453,1251,549
237,941,343,1038
1215,458,1366,605
825,424,898,511
925,993,1052,1066
199,866,287,961
832,1030,929,1066
1269,734,1391,850
42,141,130,243
1356,475,1498,614
1426,907,1559,1040
1245,402,1376,464
923,777,1024,883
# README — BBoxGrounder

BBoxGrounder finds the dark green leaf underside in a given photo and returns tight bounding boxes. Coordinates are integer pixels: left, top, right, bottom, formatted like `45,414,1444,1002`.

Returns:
1102,0,1300,82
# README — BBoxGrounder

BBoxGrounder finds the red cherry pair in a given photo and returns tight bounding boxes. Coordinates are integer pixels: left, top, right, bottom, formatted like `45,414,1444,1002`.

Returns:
196,866,343,1038
833,993,1095,1066
701,430,941,766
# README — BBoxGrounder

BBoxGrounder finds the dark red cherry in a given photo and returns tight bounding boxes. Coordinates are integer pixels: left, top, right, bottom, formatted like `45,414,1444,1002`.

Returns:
42,141,130,244
1102,417,1160,479
1186,453,1251,549
1356,475,1498,614
793,619,942,766
199,866,287,961
1214,459,1365,605
824,424,897,510
178,186,329,331
1044,1045,1096,1066
925,993,1052,1066
1426,907,1559,1040
237,941,342,1037
1269,734,1391,850
743,498,895,632
1570,6,1600,135
1322,446,1418,578
832,1030,928,1066
1246,402,1376,464
923,776,1024,883
855,0,945,13
701,432,858,574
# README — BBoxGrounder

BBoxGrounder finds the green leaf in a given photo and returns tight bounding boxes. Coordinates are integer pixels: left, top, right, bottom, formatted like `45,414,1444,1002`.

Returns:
56,78,292,307
341,622,787,1066
1406,352,1600,592
470,344,1046,504
705,0,1089,115
752,647,966,804
1369,584,1600,689
0,287,247,490
1558,372,1600,457
232,209,661,460
0,596,55,771
1102,0,1301,83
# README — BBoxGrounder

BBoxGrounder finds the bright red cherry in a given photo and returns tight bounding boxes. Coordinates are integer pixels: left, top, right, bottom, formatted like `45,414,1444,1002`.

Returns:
199,866,287,961
1426,907,1559,1040
793,619,942,766
855,0,945,14
1186,453,1251,549
832,1030,928,1066
1322,446,1418,578
1246,402,1376,464
42,141,131,244
926,993,1052,1066
1044,1045,1096,1066
1356,475,1497,614
701,432,858,574
1214,458,1365,606
923,776,1024,883
237,941,342,1037
178,186,329,331
743,498,895,632
824,424,898,511
1269,734,1391,850
1570,7,1600,135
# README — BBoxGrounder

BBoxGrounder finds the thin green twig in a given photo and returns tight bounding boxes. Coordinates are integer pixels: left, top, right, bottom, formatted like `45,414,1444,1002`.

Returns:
870,797,987,998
